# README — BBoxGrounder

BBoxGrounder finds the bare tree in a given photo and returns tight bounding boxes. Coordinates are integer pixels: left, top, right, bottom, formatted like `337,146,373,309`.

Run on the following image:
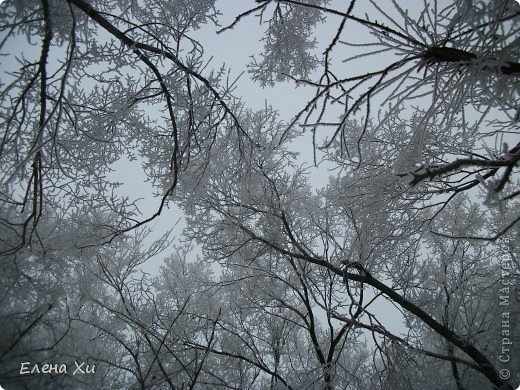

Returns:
0,0,247,254
223,0,519,235
1,1,518,389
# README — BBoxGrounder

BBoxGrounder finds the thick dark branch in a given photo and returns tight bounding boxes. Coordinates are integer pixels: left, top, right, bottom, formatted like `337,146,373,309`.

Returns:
422,46,477,63
68,0,253,246
69,0,244,135
329,312,480,371
404,145,520,187
421,46,520,76
356,268,512,389
235,221,513,389
15,0,54,254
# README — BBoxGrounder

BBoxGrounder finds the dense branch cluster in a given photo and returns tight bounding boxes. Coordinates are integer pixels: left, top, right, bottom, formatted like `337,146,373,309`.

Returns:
0,0,518,389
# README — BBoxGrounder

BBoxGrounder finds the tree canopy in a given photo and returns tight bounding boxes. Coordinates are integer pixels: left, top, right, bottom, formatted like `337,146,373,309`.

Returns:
0,0,519,389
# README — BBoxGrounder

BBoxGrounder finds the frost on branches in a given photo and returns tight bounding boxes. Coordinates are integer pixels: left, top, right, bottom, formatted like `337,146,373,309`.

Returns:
0,1,518,389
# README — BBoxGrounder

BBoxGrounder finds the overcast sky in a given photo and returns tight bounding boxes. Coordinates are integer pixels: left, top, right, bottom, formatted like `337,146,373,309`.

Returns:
103,1,409,335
